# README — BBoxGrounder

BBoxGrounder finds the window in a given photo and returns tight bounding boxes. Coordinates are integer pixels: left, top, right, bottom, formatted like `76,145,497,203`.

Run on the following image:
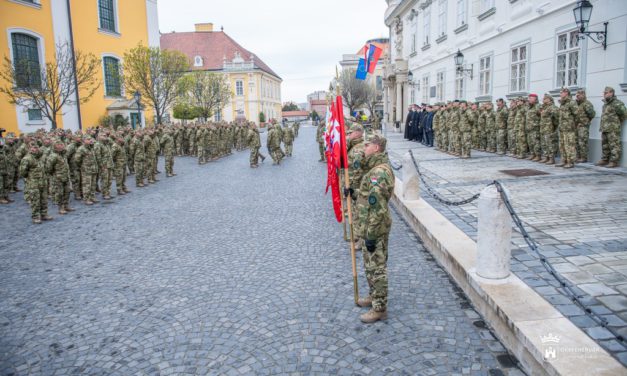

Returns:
28,109,42,121
11,33,41,88
455,69,465,99
98,0,116,32
376,76,383,91
480,0,495,12
456,0,467,27
410,87,416,105
479,55,492,96
423,7,431,45
103,56,121,96
510,44,528,92
214,109,222,121
194,56,203,67
422,75,430,103
436,71,445,101
438,0,447,37
556,30,580,88
236,80,243,96
411,33,416,53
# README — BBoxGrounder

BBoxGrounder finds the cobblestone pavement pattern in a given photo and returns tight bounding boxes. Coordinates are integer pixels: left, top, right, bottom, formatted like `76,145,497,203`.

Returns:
0,126,522,375
385,129,627,366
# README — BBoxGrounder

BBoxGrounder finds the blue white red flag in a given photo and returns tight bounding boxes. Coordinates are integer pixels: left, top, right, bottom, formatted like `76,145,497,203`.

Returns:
365,44,383,73
355,58,367,80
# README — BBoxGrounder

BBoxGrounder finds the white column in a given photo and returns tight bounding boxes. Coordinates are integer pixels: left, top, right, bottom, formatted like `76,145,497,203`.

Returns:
477,185,513,279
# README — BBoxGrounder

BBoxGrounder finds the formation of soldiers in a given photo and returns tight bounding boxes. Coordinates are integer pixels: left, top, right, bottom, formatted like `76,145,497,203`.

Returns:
260,119,299,167
406,86,625,168
0,120,255,223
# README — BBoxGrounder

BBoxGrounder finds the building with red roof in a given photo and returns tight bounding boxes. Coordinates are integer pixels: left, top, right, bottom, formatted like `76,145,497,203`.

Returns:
161,23,282,124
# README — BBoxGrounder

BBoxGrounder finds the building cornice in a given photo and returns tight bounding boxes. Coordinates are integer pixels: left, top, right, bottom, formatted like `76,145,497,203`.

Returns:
385,0,418,26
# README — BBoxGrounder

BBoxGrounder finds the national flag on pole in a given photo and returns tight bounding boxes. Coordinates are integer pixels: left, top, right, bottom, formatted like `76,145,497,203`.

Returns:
336,95,348,169
325,100,343,222
355,58,367,80
365,44,383,73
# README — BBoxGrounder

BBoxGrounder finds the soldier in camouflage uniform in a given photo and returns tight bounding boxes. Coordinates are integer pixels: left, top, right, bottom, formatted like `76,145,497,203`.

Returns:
539,93,559,165
0,139,11,204
6,137,20,193
316,121,326,162
66,136,82,200
95,135,114,200
485,102,496,153
197,126,208,164
459,101,472,158
597,86,626,168
495,99,509,154
477,104,487,151
449,101,462,156
556,88,580,168
267,124,283,165
283,125,294,157
46,140,73,214
355,135,394,324
345,124,366,250
507,99,518,155
525,94,542,161
144,131,157,183
20,143,52,223
162,129,176,176
575,89,596,163
130,131,146,187
247,123,263,168
111,137,129,195
441,104,450,152
75,137,99,204
515,97,528,158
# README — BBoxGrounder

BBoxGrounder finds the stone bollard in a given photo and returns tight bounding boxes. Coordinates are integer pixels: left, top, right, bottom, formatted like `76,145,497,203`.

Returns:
477,184,513,279
402,152,420,200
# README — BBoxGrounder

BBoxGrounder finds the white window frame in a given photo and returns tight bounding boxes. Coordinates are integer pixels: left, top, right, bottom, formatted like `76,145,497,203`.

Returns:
555,29,581,88
423,7,431,46
411,33,416,53
236,80,244,96
436,70,445,101
97,0,121,35
510,43,529,93
7,28,46,88
410,86,416,105
480,0,495,13
214,108,222,121
101,53,123,98
479,54,493,96
455,69,465,100
422,74,430,103
456,0,467,27
194,56,203,67
438,0,447,37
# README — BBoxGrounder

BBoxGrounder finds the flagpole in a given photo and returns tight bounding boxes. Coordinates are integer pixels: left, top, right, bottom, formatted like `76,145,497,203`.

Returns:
336,68,359,305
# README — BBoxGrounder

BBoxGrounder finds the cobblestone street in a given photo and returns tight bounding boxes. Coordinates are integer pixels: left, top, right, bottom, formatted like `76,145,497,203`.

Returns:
0,126,521,375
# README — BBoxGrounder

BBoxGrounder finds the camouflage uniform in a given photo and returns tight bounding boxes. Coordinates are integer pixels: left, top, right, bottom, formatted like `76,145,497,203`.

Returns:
95,139,114,198
355,148,394,315
507,103,518,155
449,107,461,155
316,123,326,161
283,126,294,156
130,135,146,186
66,139,82,199
75,142,99,202
575,92,596,162
347,132,366,247
539,95,559,164
110,141,128,193
46,148,71,211
477,107,487,151
495,104,509,154
144,134,157,183
247,127,262,167
599,90,626,167
20,150,49,220
6,139,20,192
197,127,208,164
525,100,541,160
460,106,472,158
161,131,175,176
557,94,579,167
515,100,528,158
0,145,9,202
267,126,282,165
485,105,496,152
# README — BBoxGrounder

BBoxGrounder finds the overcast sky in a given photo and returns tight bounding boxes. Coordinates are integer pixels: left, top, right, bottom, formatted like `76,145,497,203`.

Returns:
157,0,389,104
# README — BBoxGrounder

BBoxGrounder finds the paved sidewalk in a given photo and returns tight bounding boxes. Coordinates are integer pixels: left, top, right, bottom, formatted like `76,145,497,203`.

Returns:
385,129,627,366
0,127,522,375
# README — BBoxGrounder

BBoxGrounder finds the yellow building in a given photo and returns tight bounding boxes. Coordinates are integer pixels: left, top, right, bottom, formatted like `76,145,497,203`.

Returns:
0,0,160,135
160,23,282,124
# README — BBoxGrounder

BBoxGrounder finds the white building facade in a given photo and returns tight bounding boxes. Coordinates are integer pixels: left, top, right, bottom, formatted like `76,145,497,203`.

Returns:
384,0,627,166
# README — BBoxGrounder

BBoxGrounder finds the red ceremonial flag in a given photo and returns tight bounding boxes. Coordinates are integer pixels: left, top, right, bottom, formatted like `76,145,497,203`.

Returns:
325,101,343,222
336,95,348,169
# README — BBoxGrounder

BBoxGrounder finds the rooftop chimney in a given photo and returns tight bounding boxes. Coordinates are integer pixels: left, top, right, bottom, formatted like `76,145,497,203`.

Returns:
194,23,214,32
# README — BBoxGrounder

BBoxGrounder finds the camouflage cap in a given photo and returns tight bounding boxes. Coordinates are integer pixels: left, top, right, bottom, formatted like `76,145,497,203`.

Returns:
349,124,364,133
364,134,387,152
576,89,586,95
560,87,571,94
604,86,615,94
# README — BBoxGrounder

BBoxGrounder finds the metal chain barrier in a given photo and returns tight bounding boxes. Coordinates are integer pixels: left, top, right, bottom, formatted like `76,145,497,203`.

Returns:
404,149,624,343
408,150,490,206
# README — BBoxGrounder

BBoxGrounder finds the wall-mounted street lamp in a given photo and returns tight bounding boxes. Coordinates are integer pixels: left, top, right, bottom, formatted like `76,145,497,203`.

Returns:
454,50,473,80
573,0,608,50
133,91,142,128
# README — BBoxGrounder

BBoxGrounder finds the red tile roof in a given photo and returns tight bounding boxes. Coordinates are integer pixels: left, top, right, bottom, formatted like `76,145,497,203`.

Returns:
160,31,281,79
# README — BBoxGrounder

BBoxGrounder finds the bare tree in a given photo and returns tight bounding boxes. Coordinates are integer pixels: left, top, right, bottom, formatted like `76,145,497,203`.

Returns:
364,81,381,129
123,43,189,125
339,68,369,116
180,71,232,122
0,41,100,129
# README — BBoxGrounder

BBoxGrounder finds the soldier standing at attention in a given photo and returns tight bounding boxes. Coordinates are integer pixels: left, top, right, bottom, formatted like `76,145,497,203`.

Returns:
597,86,626,168
495,98,509,155
355,135,395,324
526,94,542,161
111,137,130,195
575,89,596,163
75,137,99,205
539,94,559,165
283,125,295,157
130,131,146,187
46,140,73,214
556,88,579,168
20,143,52,223
459,101,472,159
316,121,326,162
161,129,176,177
344,124,366,250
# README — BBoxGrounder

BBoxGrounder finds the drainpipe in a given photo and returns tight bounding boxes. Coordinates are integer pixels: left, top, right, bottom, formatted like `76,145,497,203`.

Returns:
66,0,83,130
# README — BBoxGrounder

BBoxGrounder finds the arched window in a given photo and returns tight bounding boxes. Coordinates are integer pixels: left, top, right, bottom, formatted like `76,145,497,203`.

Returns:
11,33,41,88
103,56,121,96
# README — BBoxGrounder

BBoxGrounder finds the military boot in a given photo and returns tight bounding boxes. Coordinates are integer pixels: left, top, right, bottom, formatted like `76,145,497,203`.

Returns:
546,157,555,165
42,215,53,221
117,190,126,195
32,217,42,224
538,156,548,163
532,155,541,161
65,206,75,212
356,296,372,308
58,208,67,215
526,155,534,160
0,198,9,204
360,309,387,323
596,159,609,166
555,159,565,167
606,161,618,168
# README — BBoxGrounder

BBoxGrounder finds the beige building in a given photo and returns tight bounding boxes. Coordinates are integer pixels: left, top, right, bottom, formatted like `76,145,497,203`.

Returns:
161,23,282,123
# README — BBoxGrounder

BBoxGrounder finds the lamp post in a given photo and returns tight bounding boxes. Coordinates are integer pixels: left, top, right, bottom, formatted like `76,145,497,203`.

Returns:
133,91,141,128
573,0,608,50
454,50,473,79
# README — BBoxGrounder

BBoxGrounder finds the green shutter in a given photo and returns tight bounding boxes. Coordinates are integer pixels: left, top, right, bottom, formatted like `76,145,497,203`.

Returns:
11,33,41,88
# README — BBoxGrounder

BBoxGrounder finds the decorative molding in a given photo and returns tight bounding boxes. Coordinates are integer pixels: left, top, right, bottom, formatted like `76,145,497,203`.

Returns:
478,7,496,21
454,24,468,34
98,28,121,38
505,92,528,100
410,51,417,58
419,0,432,10
436,34,448,44
421,43,431,51
620,83,627,93
8,0,41,9
475,95,493,102
509,0,519,3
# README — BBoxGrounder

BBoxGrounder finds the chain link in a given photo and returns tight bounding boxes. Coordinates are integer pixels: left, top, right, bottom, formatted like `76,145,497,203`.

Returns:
405,149,624,343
